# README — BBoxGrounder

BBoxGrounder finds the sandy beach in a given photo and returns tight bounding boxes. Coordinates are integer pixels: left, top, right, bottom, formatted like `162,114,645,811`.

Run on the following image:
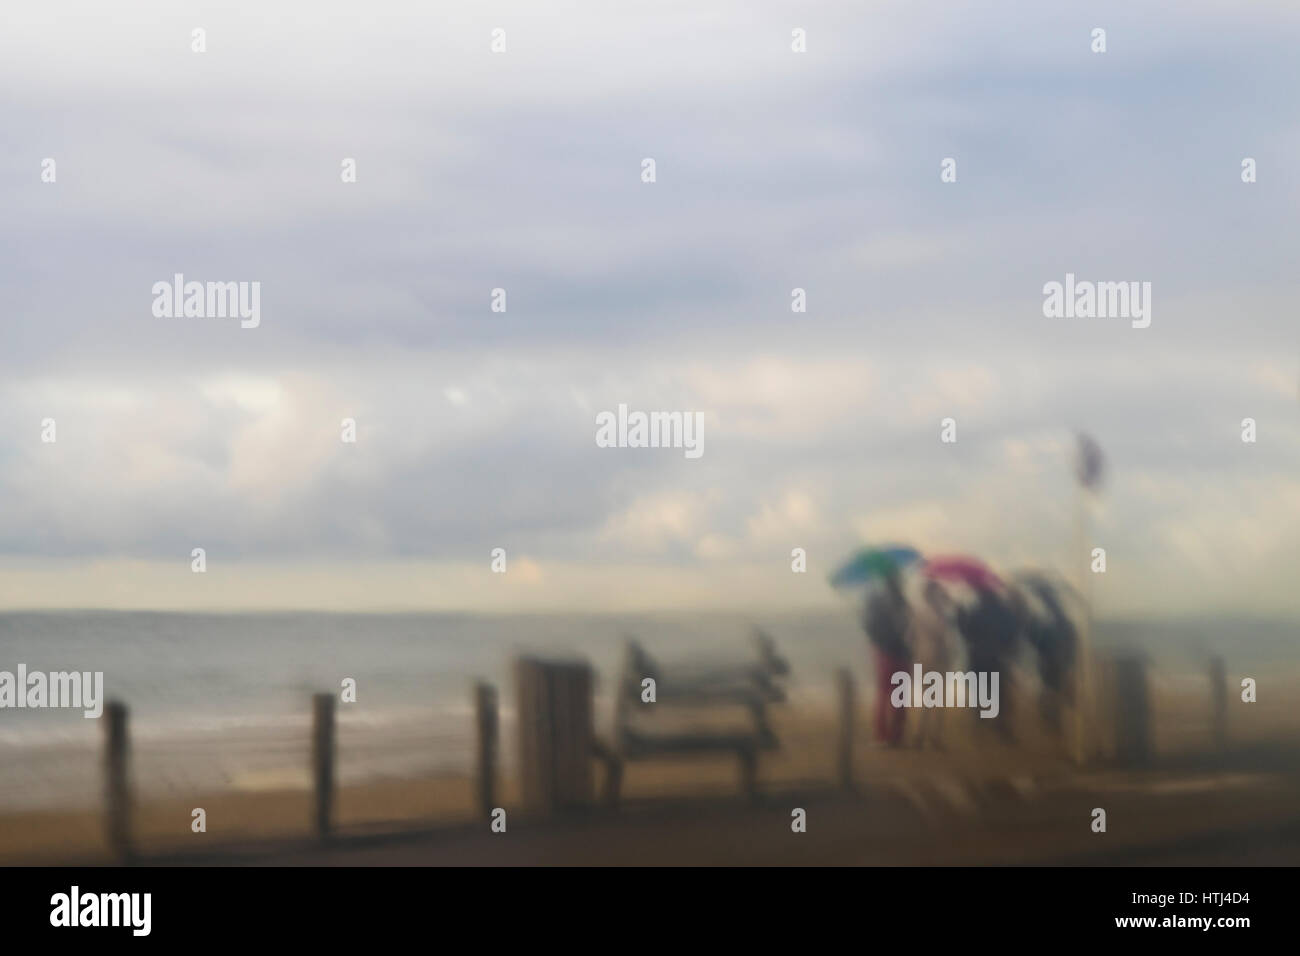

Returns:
7,674,1300,866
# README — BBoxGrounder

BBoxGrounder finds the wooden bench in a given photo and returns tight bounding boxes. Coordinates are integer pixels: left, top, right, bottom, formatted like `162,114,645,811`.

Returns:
603,631,790,804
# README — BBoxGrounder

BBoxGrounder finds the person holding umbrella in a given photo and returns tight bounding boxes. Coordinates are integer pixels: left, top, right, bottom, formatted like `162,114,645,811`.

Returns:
957,590,1021,743
907,578,956,750
1013,572,1079,737
861,568,914,747
832,548,925,749
924,556,1021,743
830,546,921,748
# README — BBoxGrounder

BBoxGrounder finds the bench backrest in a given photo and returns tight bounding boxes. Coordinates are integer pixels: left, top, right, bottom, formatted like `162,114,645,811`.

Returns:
613,631,790,751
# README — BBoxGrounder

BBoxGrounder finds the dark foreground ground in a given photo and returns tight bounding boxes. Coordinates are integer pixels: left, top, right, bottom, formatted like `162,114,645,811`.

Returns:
127,747,1300,867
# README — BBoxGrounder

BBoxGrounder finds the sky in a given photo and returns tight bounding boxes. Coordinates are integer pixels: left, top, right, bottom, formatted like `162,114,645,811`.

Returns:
1,1,1297,615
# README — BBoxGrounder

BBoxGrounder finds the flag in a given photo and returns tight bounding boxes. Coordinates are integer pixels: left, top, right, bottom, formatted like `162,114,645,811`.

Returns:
1074,432,1104,491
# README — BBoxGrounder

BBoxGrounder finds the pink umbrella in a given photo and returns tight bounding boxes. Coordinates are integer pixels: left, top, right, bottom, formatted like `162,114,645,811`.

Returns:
922,555,1005,592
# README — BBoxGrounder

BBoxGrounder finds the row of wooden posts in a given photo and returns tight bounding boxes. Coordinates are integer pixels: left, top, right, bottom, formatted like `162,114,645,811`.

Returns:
100,688,493,861
100,659,583,859
98,652,1231,860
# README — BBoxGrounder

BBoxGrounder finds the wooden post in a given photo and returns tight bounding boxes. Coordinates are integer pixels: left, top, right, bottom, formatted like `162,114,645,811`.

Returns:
103,700,131,861
1112,654,1150,768
474,681,498,819
515,658,549,813
1209,656,1227,752
515,657,594,815
311,693,335,839
835,668,855,790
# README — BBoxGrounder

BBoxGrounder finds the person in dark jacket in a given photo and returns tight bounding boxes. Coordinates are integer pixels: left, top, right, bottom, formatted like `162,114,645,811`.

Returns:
1019,580,1077,735
956,590,1020,742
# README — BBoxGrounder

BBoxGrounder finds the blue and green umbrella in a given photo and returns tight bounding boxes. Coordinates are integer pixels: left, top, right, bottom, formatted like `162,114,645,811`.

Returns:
828,545,922,590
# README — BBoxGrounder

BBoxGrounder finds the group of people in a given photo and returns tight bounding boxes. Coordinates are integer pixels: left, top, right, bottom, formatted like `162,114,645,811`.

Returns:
861,569,1078,748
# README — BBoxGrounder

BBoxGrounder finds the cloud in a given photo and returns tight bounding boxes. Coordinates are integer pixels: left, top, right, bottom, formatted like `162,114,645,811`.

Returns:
0,1,1297,615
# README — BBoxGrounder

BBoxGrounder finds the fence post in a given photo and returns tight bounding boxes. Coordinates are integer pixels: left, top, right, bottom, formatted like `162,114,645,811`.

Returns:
835,668,855,790
104,700,131,861
312,693,335,839
1209,656,1227,752
474,681,499,819
1111,654,1151,768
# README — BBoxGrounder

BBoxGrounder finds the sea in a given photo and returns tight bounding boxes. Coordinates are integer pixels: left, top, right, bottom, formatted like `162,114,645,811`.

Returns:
0,610,1294,810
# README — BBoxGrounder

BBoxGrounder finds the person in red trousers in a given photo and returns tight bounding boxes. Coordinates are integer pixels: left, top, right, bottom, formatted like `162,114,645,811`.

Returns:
862,571,913,746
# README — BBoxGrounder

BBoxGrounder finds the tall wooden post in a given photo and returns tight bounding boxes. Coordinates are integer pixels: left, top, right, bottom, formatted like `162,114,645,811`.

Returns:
104,700,131,861
1112,654,1150,768
835,668,855,790
474,681,499,819
1209,656,1227,752
312,693,335,839
515,657,594,815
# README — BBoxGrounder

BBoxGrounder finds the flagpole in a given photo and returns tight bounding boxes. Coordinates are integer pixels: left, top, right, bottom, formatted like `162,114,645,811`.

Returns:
1071,433,1101,767
1072,485,1090,765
